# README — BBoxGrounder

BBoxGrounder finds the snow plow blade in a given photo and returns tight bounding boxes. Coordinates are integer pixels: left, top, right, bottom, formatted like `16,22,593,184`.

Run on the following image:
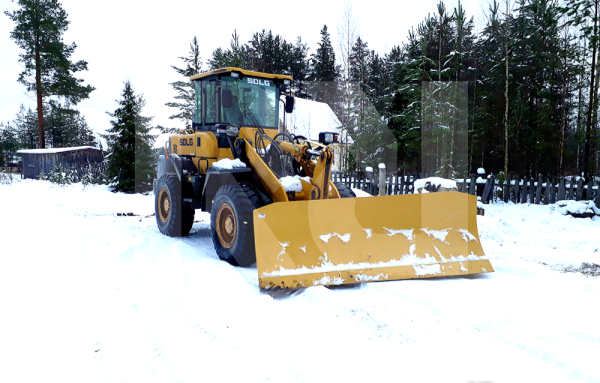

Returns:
254,192,492,291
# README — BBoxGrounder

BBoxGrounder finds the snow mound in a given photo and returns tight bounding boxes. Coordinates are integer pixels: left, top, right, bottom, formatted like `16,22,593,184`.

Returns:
414,177,457,193
211,158,246,170
554,200,600,218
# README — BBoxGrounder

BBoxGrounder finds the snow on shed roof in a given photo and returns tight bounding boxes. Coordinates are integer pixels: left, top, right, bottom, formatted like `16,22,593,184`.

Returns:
279,97,353,144
17,146,100,154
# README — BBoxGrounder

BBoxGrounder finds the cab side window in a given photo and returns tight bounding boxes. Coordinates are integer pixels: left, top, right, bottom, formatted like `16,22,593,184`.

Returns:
193,81,202,127
205,80,216,125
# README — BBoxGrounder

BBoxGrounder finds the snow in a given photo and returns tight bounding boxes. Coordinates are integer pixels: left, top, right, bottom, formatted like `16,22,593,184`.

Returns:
17,145,100,154
457,229,479,243
414,177,457,191
211,158,246,170
420,228,450,242
383,227,414,240
554,200,600,217
318,232,352,243
279,175,303,193
477,167,486,175
351,188,372,197
1,180,600,383
378,163,386,169
413,264,442,276
365,166,373,173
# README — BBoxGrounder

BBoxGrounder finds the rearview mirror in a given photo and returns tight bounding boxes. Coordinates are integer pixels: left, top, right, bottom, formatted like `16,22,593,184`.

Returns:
285,95,294,114
222,88,233,109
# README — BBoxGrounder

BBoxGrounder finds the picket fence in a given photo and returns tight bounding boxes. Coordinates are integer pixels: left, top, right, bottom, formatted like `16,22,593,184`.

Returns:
331,172,600,206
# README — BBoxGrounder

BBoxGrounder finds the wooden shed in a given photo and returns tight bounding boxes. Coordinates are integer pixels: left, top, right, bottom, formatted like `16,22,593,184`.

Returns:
17,146,105,179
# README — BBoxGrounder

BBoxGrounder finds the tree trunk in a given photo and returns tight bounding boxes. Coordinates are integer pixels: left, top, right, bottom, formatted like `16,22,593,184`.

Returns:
35,45,45,149
583,1,598,179
504,0,510,176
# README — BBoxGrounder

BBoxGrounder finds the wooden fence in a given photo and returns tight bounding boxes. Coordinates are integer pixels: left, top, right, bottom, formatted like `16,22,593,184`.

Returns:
331,172,600,207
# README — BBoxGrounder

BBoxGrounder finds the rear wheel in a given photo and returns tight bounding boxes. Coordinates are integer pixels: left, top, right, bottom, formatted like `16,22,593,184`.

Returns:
211,183,262,267
334,182,356,198
155,174,194,237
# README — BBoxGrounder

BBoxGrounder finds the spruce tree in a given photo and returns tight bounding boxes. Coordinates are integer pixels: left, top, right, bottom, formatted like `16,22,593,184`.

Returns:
5,0,94,149
105,81,155,193
310,25,339,103
165,37,202,132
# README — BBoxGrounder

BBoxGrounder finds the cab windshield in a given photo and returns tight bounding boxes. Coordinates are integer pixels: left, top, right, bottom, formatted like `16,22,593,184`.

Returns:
220,76,279,128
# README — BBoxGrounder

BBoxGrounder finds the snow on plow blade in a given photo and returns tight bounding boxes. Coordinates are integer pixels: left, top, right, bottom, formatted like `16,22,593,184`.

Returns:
254,192,493,291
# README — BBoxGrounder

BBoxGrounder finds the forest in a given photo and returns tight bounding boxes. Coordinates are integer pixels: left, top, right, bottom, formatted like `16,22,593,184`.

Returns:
1,0,599,180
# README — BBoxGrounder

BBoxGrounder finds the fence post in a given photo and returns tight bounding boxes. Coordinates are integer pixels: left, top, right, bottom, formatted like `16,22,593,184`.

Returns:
504,175,510,203
576,178,584,201
549,176,556,204
568,178,575,200
469,175,476,195
535,175,543,204
482,177,492,204
521,176,528,203
557,178,565,201
595,179,600,208
586,177,593,200
378,164,386,196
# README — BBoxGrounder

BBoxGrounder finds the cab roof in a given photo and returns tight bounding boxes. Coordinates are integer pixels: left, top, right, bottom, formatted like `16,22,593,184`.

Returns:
190,67,293,81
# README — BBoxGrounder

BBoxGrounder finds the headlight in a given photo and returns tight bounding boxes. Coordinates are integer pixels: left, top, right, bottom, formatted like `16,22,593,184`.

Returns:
318,132,339,145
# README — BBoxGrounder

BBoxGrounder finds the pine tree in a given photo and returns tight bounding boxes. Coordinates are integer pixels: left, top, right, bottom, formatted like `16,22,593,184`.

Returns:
5,0,94,149
208,31,249,69
165,36,202,132
561,0,600,178
310,25,339,103
105,81,155,193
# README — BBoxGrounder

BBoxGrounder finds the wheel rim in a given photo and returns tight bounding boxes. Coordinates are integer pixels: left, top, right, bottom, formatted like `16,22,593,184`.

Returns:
216,203,236,249
158,188,171,223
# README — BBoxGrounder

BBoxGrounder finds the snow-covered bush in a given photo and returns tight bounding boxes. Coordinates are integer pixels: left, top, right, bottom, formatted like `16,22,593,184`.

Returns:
47,164,75,185
81,167,108,187
0,170,20,185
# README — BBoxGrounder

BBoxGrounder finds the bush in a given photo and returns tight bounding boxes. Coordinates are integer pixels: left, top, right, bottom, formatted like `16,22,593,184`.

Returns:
0,169,20,185
39,162,108,186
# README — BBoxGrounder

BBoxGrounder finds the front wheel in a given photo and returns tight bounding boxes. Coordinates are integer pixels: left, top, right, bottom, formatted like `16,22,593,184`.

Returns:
155,174,194,237
211,183,262,267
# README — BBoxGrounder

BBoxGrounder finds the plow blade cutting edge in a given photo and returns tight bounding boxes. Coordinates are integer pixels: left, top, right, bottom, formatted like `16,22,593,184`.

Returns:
254,192,493,290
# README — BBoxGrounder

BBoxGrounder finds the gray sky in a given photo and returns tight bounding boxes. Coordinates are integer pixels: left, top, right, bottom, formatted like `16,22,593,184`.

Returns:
0,0,487,144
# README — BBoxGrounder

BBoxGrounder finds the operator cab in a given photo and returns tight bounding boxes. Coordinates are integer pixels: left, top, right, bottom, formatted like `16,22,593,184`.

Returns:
190,67,294,133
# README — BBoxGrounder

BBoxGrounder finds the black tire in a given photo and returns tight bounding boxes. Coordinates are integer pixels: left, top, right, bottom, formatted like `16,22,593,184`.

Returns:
211,183,262,267
155,174,194,237
334,182,356,198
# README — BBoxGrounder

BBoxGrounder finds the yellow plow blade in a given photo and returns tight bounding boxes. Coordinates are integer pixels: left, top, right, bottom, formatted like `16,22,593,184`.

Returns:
254,192,493,291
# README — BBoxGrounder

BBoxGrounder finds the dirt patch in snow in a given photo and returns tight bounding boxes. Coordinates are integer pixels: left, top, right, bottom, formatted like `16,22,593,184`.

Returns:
541,262,600,277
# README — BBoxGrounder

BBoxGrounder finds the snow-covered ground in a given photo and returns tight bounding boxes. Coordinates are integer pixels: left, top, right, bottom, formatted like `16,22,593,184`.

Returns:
1,179,599,383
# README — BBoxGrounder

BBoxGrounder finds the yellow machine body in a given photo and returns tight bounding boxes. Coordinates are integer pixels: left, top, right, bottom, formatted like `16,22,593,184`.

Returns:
157,67,493,291
254,192,492,290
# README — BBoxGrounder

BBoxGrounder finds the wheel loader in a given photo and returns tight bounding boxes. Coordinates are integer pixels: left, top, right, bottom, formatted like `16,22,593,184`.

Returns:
154,67,493,291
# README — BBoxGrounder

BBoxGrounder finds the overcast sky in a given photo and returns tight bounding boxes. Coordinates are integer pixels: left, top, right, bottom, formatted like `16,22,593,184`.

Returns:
0,0,487,145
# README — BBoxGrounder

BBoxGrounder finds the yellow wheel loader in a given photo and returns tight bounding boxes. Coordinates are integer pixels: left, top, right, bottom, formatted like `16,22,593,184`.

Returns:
154,67,493,291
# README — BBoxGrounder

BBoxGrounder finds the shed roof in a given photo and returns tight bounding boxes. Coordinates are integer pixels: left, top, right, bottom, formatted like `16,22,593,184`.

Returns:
17,146,100,155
